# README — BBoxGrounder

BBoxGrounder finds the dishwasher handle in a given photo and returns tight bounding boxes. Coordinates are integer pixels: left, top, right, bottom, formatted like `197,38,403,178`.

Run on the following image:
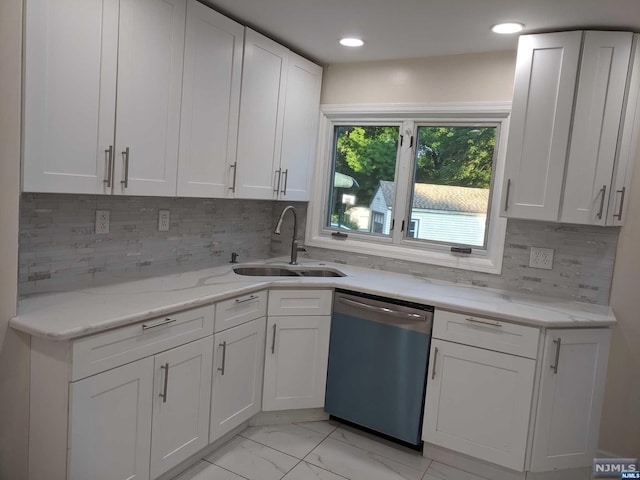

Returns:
337,297,426,321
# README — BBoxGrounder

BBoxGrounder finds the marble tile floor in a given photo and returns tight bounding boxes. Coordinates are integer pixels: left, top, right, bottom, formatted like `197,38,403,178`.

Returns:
172,421,489,480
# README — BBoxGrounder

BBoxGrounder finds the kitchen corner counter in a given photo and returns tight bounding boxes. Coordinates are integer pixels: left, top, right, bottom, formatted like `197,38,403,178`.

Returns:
11,257,616,341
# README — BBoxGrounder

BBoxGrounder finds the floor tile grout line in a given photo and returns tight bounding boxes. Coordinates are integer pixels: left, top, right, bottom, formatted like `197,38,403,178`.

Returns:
238,425,332,461
302,460,352,480
293,420,340,436
198,457,252,480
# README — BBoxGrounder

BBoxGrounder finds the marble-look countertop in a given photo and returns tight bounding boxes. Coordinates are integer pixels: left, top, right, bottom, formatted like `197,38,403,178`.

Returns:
11,257,616,341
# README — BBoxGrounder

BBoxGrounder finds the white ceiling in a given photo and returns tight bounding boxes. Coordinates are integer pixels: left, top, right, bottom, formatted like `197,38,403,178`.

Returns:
200,0,640,64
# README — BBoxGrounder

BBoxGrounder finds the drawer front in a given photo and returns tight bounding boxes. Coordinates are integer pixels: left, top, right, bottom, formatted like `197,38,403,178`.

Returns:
215,290,267,332
72,304,215,380
433,310,539,359
268,289,333,316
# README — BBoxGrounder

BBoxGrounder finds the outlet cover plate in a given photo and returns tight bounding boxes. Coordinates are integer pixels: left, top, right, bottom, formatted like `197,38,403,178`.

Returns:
529,247,554,270
95,210,110,235
158,210,170,232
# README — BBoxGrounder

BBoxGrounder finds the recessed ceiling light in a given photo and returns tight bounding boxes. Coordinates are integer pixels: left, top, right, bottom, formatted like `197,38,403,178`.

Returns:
339,37,364,47
491,23,525,34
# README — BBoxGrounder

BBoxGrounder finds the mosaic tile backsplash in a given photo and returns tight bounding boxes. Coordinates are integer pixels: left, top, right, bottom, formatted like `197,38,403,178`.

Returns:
20,194,618,304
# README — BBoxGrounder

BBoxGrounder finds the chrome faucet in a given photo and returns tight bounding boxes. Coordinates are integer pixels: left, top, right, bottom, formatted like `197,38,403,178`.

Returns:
274,205,299,265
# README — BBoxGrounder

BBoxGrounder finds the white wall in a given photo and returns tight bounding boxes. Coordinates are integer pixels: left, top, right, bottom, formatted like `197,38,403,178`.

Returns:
321,50,517,104
0,0,29,478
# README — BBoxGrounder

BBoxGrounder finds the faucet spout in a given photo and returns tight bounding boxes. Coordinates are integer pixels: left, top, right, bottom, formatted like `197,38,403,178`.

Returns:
274,205,299,265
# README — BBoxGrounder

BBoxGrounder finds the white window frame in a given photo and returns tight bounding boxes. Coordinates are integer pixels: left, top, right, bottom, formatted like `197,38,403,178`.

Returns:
305,103,511,274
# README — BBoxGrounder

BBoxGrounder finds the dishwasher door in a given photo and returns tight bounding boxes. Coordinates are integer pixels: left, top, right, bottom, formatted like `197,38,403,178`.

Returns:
325,290,433,446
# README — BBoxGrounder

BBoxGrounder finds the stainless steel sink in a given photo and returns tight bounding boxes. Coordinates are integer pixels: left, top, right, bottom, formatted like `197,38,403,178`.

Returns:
232,265,346,277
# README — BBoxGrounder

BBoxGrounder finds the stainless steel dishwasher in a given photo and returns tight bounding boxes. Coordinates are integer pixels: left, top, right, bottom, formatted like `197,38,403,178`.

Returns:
324,289,433,446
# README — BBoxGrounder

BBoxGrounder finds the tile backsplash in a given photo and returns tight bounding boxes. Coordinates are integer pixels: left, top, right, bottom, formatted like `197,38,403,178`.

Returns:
20,195,618,304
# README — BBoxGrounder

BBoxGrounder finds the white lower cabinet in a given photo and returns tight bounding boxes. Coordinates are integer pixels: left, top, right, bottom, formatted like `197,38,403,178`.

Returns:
263,315,331,411
69,357,154,480
422,339,536,471
210,317,266,441
530,328,611,471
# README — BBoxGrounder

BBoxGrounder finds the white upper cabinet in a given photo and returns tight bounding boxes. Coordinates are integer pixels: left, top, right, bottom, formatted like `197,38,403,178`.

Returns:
177,0,244,198
235,29,289,199
502,31,582,221
23,0,186,196
278,53,323,201
503,30,640,225
23,0,119,194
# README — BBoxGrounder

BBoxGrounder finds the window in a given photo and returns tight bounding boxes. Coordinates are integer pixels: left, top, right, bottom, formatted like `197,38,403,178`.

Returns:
306,104,510,274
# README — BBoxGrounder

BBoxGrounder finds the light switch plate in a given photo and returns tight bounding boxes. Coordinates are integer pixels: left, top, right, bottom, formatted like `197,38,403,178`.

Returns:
158,210,170,232
95,210,110,235
529,247,554,270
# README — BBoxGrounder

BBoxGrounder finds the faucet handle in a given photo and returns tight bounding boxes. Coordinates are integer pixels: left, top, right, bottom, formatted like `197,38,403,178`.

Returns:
230,252,239,264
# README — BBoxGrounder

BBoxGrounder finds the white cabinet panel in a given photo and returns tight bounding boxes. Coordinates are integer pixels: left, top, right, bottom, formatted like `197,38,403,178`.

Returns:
210,318,266,441
150,337,213,478
113,0,185,196
235,29,289,199
531,328,611,471
268,289,333,317
263,315,331,411
177,0,244,198
422,339,536,471
503,31,582,221
279,53,322,201
23,0,118,194
561,32,634,224
68,357,154,480
214,290,267,333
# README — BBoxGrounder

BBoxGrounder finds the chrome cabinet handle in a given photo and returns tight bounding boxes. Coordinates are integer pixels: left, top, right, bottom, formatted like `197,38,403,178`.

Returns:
121,147,130,188
465,316,501,327
504,178,511,212
271,323,277,354
142,318,177,330
104,145,113,187
218,341,227,376
160,362,169,403
431,347,438,380
274,169,282,193
281,169,289,195
597,185,607,219
235,294,258,304
614,187,626,220
229,162,237,192
550,338,562,374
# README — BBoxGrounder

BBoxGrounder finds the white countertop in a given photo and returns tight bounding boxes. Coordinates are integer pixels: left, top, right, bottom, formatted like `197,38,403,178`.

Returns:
11,257,616,341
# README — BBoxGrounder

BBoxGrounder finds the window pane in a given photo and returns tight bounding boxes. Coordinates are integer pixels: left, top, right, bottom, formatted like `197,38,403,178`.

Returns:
409,126,497,248
327,125,399,234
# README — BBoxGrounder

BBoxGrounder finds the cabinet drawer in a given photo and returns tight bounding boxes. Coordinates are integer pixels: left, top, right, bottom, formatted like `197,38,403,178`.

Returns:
215,290,267,332
433,310,539,359
72,304,215,380
268,289,332,316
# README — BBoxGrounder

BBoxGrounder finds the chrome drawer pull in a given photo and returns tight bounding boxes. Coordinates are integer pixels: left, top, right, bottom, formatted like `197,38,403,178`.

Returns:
235,294,258,304
218,341,227,376
597,185,607,219
551,338,562,374
121,147,130,188
613,187,626,220
465,317,501,327
504,178,511,211
281,169,289,195
431,347,438,380
104,145,113,187
160,362,169,403
142,318,177,330
274,169,282,193
271,323,277,354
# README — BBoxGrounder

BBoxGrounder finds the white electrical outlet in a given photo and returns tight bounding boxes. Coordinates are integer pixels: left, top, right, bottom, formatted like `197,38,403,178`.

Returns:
529,247,554,270
95,210,110,235
158,210,170,232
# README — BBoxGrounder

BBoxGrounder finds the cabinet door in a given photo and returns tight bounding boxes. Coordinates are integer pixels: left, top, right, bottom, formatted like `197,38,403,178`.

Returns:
23,0,118,194
531,328,611,472
210,317,266,442
263,316,331,411
422,339,535,471
503,31,582,221
235,29,289,199
150,337,213,478
278,53,323,201
113,0,186,196
68,357,153,480
177,0,244,198
561,32,633,225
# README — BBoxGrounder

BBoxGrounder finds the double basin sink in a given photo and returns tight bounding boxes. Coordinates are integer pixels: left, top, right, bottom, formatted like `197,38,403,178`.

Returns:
233,265,345,278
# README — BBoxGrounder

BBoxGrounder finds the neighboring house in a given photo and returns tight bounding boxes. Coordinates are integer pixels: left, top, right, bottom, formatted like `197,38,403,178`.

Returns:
370,180,490,246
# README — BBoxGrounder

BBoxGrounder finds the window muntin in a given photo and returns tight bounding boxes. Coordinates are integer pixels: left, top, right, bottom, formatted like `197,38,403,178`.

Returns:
407,125,498,249
327,125,400,234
